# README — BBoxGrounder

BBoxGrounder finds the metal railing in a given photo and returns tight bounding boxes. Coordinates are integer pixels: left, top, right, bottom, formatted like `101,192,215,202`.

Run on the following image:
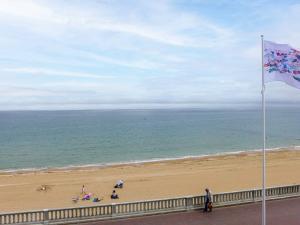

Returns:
1,184,299,224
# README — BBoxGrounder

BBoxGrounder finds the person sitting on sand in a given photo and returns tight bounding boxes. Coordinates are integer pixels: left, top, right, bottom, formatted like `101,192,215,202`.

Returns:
111,190,119,199
72,196,79,203
82,193,92,200
93,196,103,202
114,180,124,188
93,197,100,202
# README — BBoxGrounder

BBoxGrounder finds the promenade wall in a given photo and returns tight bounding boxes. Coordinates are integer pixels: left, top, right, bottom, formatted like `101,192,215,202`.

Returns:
1,184,299,225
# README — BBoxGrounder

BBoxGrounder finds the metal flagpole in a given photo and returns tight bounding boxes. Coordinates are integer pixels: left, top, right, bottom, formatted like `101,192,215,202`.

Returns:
261,34,266,225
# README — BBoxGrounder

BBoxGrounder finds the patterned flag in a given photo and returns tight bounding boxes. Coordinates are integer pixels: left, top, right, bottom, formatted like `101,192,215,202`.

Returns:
264,40,300,89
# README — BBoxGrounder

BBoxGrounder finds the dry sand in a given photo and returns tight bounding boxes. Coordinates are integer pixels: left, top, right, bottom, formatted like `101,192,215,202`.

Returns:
1,148,300,212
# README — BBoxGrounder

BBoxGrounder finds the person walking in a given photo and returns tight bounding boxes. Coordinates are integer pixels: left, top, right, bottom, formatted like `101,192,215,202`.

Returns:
81,185,86,194
203,188,212,212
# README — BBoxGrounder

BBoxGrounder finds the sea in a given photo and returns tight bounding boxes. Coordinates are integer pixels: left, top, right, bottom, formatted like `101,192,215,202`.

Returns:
1,108,300,172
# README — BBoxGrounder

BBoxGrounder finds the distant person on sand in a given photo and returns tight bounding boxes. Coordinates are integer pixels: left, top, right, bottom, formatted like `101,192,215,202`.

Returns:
111,190,119,199
114,180,124,188
81,185,86,194
203,188,212,212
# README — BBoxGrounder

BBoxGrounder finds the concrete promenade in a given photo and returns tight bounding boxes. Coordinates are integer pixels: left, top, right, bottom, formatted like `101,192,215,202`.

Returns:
81,197,300,225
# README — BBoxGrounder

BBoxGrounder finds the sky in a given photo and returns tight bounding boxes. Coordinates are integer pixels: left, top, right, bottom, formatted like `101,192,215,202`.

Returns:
1,0,300,110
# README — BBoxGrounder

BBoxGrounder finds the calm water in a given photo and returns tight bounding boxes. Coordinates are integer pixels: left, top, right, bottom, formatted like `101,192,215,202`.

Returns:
0,109,300,171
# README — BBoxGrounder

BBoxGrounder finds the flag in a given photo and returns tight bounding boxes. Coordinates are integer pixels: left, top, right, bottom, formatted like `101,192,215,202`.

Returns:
264,40,300,89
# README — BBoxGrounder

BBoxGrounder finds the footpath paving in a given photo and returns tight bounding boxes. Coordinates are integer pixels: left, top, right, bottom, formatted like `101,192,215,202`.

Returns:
80,197,300,225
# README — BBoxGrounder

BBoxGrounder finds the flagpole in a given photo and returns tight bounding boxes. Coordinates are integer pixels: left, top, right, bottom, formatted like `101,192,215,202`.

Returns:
261,34,266,225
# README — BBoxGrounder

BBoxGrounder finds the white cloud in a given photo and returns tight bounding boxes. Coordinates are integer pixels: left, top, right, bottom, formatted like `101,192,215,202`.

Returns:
0,0,53,19
0,0,234,48
81,51,163,70
1,0,300,110
1,67,112,79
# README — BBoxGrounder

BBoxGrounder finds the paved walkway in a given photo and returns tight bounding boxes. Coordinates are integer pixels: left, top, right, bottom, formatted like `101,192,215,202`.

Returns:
81,197,300,225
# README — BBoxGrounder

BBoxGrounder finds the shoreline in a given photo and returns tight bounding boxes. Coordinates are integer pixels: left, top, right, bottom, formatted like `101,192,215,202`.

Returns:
1,146,300,175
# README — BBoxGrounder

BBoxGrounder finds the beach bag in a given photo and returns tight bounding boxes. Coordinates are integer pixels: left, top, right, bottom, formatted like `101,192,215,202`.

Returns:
208,202,213,210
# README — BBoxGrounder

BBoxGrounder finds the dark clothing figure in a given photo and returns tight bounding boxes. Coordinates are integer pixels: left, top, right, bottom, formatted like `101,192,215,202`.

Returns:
204,188,212,212
111,190,119,199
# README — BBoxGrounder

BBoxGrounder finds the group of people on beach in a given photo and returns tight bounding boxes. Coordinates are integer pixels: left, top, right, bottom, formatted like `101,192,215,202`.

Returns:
76,180,124,203
111,179,124,199
77,182,212,213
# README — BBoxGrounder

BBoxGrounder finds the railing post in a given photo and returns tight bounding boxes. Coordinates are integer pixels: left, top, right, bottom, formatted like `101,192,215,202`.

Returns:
111,204,116,218
185,196,193,210
43,209,49,224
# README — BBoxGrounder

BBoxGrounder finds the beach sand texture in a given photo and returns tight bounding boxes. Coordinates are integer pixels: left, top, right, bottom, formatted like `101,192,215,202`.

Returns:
1,149,300,212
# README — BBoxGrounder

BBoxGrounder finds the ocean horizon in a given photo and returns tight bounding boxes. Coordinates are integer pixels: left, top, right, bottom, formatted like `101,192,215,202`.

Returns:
1,108,300,172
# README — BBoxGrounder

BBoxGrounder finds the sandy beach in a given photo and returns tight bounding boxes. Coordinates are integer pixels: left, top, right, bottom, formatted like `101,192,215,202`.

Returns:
1,148,300,213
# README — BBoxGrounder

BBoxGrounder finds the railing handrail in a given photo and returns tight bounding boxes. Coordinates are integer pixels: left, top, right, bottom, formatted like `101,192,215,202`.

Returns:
212,183,298,196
